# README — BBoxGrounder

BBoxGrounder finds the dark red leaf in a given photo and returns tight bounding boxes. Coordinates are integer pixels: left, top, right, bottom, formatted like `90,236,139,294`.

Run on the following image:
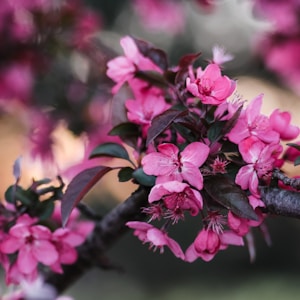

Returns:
133,37,168,71
178,52,201,69
146,109,189,146
61,166,112,227
204,175,258,221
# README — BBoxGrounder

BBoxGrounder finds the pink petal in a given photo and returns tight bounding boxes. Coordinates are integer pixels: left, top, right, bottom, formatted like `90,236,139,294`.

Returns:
126,221,153,231
31,225,52,240
166,237,185,260
58,243,78,264
9,224,30,239
18,245,37,274
202,63,221,81
221,231,244,246
1,236,23,253
181,142,210,167
32,240,58,266
235,165,254,190
182,163,203,190
185,244,198,263
246,94,263,124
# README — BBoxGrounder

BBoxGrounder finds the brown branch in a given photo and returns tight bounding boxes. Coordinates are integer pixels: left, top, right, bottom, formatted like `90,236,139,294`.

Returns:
45,186,150,294
45,182,300,295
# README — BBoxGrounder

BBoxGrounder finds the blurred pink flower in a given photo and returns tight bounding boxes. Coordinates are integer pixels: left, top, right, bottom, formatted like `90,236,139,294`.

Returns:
0,222,58,275
133,0,185,34
107,36,161,93
269,109,299,140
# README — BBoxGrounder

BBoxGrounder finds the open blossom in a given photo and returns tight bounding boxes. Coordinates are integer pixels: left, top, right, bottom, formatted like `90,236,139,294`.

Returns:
185,229,244,262
148,181,203,221
50,228,86,274
228,94,280,144
106,36,161,93
126,221,185,259
142,142,210,190
186,63,236,105
235,136,281,197
0,222,58,275
125,93,170,137
269,108,300,140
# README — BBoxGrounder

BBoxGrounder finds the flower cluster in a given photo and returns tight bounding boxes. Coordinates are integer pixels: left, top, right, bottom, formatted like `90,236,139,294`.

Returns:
105,36,300,262
0,173,94,287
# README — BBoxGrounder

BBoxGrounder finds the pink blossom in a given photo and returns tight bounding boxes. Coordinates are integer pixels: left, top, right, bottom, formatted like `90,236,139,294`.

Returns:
235,137,280,196
269,109,299,140
0,223,58,275
126,221,185,259
125,93,170,137
185,229,244,262
186,63,236,105
107,36,161,93
133,0,185,34
228,94,280,144
142,142,210,190
50,228,85,274
148,181,203,221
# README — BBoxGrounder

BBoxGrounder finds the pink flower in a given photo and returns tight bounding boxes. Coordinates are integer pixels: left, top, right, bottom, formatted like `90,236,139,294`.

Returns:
50,228,85,274
228,94,280,144
269,109,299,140
148,181,203,221
126,221,185,259
185,228,243,262
142,142,210,190
235,137,280,197
125,93,170,137
133,0,185,34
0,223,58,275
186,63,235,105
107,36,161,93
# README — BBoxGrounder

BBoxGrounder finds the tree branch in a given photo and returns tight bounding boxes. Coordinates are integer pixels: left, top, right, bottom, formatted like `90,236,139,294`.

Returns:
45,183,300,295
45,186,150,294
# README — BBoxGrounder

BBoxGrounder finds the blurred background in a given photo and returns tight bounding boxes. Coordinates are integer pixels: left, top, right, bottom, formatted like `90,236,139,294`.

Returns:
1,0,300,299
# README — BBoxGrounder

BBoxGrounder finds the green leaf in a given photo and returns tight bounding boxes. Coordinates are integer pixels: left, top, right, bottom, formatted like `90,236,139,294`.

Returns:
204,175,258,221
118,167,134,182
109,122,140,148
146,109,188,146
133,168,156,187
89,142,130,162
61,166,112,227
34,200,55,221
207,121,225,142
294,156,300,166
5,185,34,206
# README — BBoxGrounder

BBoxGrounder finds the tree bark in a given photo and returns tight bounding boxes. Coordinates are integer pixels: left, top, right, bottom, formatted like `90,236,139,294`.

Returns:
45,185,300,294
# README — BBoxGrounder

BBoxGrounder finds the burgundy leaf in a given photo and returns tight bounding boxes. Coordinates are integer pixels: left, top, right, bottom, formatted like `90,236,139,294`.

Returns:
204,175,259,221
61,166,112,227
133,37,168,70
178,52,201,69
146,109,188,146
